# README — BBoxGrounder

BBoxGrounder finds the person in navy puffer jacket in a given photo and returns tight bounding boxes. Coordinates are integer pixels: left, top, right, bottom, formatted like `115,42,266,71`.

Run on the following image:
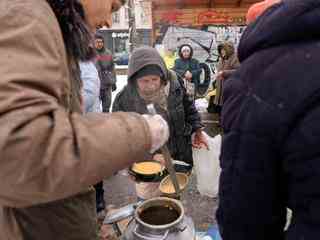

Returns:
217,0,320,239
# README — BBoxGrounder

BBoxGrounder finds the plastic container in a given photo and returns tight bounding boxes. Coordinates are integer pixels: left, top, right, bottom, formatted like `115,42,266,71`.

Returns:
202,236,213,240
206,225,222,240
193,134,222,198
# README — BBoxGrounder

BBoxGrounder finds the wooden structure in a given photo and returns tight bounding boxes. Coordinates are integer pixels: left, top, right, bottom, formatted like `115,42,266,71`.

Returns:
151,0,261,26
150,0,261,43
152,0,260,8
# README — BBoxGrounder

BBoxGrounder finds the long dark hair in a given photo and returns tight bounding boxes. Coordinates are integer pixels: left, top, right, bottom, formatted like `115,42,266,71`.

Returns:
46,0,92,61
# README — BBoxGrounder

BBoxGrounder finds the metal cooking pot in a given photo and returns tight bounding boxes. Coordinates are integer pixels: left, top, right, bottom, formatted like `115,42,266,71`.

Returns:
122,197,195,240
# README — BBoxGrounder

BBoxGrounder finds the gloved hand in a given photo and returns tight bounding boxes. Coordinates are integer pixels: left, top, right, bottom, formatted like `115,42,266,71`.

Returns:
153,154,165,166
142,114,169,153
112,84,117,92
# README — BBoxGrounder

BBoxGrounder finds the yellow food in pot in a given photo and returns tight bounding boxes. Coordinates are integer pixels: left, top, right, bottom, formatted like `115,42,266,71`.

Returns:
132,162,163,175
161,182,176,194
160,173,188,194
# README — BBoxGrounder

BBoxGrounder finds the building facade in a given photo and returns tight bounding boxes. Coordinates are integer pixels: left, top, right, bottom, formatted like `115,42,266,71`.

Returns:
99,0,153,65
151,0,260,63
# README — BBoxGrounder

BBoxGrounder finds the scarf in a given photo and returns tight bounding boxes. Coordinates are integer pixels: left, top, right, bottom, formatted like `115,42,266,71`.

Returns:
137,82,170,112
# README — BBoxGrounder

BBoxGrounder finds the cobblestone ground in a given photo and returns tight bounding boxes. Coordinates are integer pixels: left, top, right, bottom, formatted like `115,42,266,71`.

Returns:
102,170,218,234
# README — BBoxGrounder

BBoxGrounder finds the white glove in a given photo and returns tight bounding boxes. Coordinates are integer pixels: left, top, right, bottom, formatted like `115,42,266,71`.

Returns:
142,114,169,153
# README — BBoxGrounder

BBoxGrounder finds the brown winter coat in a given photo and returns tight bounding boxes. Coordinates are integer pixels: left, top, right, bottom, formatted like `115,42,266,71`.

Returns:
214,42,240,106
0,0,151,239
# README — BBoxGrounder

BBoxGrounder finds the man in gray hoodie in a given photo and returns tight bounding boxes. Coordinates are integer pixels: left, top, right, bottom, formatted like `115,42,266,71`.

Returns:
113,46,208,168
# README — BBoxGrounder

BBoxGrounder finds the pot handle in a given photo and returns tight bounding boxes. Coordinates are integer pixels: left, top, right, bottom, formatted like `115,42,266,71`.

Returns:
133,225,169,240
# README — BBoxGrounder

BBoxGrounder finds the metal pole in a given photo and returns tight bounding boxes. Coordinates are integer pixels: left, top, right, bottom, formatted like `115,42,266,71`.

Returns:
128,0,137,53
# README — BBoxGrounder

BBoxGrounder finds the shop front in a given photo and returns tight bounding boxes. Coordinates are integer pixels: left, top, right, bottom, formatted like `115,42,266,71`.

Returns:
99,29,152,66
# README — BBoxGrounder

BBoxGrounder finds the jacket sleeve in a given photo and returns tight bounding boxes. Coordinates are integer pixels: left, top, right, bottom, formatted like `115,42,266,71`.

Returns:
0,3,151,208
95,60,103,85
190,59,202,81
80,62,100,113
112,91,125,112
229,54,240,69
111,56,117,85
177,77,204,133
222,69,237,79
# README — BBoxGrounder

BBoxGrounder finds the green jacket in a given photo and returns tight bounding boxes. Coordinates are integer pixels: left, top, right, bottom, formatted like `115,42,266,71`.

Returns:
173,44,202,85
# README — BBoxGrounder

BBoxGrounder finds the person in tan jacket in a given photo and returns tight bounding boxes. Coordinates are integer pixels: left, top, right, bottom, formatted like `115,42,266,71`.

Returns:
214,42,240,111
0,0,169,239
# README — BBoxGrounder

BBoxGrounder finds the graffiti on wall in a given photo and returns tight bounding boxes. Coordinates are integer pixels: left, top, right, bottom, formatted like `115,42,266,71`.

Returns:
207,25,245,47
153,7,247,63
156,25,245,63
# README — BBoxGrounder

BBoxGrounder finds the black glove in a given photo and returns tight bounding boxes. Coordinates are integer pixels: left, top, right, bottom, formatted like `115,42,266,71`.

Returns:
112,84,117,92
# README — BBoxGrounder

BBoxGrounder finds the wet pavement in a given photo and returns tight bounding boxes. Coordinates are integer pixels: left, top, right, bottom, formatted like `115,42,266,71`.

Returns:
103,170,218,232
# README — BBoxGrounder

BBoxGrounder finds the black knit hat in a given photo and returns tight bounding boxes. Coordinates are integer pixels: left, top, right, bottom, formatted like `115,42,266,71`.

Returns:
95,32,104,40
131,65,164,82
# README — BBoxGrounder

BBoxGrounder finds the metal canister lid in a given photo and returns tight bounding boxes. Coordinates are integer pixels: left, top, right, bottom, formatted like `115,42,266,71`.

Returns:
104,202,142,224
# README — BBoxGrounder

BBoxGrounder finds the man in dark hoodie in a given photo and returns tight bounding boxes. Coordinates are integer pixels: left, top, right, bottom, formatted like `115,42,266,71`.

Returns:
95,33,117,113
94,34,117,213
113,46,208,199
173,44,202,100
217,0,320,239
113,46,208,164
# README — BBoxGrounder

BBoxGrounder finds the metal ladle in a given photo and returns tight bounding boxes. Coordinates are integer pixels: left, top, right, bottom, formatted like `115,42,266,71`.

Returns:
147,104,181,197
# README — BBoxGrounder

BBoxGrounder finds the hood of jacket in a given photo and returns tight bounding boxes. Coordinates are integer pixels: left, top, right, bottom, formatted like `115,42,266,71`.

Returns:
128,46,169,84
239,0,320,62
218,42,236,60
178,44,194,59
246,0,281,24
